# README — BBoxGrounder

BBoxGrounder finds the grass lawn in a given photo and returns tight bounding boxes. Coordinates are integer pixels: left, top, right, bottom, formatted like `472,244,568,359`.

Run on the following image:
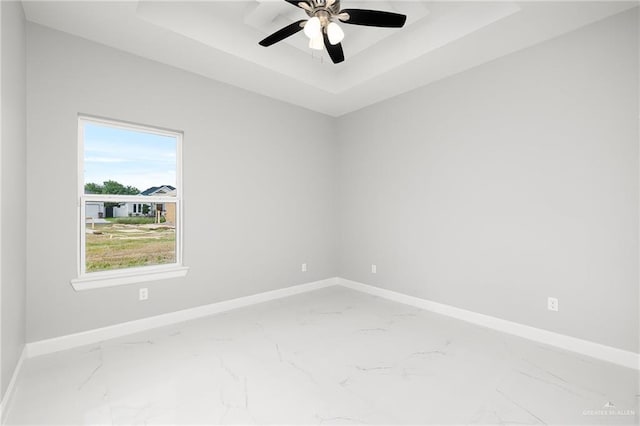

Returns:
86,222,175,272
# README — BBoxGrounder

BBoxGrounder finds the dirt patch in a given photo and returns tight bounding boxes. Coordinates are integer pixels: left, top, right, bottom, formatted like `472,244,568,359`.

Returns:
85,223,176,272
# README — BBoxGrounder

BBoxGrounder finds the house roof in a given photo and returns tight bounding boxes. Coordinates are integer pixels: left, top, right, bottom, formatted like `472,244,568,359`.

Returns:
140,185,176,196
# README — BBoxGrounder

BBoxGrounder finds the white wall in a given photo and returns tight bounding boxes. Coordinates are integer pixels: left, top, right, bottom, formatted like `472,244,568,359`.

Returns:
112,205,130,218
26,24,337,342
337,9,639,353
1,0,27,398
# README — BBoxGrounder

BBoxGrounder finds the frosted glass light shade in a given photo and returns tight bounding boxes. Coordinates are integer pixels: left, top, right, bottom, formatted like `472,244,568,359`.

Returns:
327,22,344,45
303,17,322,39
309,35,324,50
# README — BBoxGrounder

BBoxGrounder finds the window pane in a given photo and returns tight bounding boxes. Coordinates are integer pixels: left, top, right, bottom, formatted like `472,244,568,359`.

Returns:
85,201,177,272
83,122,177,196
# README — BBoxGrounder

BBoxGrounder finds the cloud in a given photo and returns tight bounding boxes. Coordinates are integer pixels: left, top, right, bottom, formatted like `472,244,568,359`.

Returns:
85,157,131,163
83,122,178,191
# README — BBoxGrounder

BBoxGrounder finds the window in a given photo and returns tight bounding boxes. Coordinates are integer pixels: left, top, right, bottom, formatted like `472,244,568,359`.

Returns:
71,116,187,290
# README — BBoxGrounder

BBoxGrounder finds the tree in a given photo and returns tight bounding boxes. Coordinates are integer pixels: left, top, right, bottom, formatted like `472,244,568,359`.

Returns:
85,180,140,209
84,180,139,195
84,182,104,194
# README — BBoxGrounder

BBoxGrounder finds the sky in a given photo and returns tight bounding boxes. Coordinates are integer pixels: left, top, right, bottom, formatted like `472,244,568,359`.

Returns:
83,122,177,193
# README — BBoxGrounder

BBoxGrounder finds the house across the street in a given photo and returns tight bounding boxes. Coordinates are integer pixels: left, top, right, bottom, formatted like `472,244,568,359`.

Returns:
85,185,177,223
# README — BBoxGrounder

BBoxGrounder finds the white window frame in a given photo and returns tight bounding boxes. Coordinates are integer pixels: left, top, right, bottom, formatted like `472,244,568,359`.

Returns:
71,115,188,291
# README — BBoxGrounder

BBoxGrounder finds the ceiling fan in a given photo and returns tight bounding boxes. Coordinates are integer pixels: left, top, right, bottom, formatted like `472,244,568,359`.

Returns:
258,0,407,64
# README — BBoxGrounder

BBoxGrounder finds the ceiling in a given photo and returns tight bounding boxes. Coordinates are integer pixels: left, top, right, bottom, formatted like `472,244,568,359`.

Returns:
22,1,637,117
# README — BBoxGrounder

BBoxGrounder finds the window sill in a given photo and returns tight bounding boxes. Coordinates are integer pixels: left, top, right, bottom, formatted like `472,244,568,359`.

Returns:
71,265,189,291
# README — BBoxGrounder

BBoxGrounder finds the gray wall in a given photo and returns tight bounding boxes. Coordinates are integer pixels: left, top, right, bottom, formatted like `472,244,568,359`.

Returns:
1,1,27,398
337,9,639,353
26,24,337,342
24,8,640,355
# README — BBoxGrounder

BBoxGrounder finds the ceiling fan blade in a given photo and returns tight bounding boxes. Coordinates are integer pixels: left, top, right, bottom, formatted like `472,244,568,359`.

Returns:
339,9,407,28
322,31,344,64
259,20,306,47
284,0,309,9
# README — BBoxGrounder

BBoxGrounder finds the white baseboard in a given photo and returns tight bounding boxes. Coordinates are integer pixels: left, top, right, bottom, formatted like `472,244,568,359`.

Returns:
27,277,338,358
338,278,640,371
0,346,27,424
23,276,639,372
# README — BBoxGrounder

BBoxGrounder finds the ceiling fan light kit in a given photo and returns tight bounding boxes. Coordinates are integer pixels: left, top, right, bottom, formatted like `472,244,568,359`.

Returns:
309,34,324,50
327,22,344,45
259,0,407,64
303,16,322,39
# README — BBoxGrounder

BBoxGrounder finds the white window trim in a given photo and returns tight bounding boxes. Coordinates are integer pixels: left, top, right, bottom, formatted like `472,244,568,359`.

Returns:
73,115,187,291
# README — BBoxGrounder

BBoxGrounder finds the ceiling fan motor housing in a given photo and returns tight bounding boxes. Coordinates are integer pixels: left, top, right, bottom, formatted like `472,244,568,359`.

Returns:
306,0,341,23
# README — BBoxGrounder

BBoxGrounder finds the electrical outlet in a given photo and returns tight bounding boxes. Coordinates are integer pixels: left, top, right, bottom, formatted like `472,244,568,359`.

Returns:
301,263,307,272
547,297,558,312
371,264,377,274
139,288,149,301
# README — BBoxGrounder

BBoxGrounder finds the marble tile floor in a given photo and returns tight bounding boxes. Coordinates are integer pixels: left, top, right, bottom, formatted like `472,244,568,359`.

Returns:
5,285,639,425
